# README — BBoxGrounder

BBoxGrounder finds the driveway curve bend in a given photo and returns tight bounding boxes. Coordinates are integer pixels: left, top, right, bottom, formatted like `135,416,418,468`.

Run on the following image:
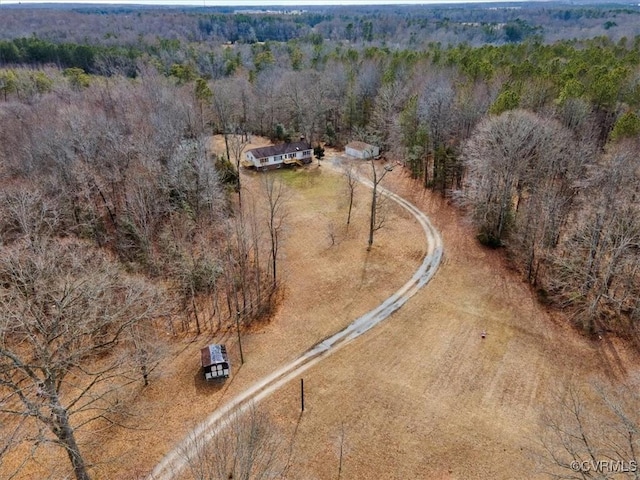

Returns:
148,167,443,480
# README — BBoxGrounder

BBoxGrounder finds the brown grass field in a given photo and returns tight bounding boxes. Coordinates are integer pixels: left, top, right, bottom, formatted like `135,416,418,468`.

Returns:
261,159,640,480
3,136,638,480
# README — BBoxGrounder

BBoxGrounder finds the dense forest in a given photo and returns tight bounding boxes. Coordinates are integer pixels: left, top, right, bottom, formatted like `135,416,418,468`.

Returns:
5,3,633,333
0,3,639,479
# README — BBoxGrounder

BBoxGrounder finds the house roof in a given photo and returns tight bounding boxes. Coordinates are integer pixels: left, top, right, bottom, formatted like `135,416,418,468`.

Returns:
201,344,228,367
247,141,311,159
345,141,377,152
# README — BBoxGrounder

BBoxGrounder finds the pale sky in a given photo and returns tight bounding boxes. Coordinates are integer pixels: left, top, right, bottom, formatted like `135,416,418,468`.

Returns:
0,0,530,6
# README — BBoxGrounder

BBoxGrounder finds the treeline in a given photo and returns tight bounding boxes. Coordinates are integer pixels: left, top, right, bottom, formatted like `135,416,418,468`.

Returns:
0,37,139,75
0,0,637,354
1,4,639,48
2,4,640,90
154,33,637,340
461,112,639,338
0,70,278,333
0,37,97,71
196,13,328,43
0,26,640,342
203,27,638,342
0,68,291,480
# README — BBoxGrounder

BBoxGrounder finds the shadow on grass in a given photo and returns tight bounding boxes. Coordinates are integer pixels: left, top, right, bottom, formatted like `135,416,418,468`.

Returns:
193,368,228,394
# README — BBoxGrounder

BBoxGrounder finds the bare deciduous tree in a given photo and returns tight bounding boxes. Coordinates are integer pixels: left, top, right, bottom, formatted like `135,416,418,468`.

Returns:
228,133,250,209
539,379,640,479
419,76,457,193
342,163,358,227
507,118,587,285
164,137,223,225
548,143,640,334
124,319,168,388
211,79,236,163
180,405,285,480
461,110,569,247
264,176,287,290
367,155,393,250
219,195,279,330
279,71,321,142
0,188,60,245
0,239,165,480
370,80,405,153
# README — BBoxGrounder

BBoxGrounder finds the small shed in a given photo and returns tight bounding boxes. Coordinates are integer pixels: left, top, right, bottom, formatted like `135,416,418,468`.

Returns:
345,141,380,160
201,344,230,380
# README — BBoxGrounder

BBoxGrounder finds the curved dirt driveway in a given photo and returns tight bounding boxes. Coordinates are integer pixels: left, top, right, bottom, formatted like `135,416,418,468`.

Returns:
148,165,443,480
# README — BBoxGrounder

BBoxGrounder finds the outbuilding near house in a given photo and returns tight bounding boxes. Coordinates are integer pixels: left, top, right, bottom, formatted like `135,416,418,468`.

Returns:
201,344,230,380
345,141,380,160
243,141,313,170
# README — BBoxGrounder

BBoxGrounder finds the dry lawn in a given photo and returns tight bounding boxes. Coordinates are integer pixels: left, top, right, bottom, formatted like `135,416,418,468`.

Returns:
103,145,425,479
4,138,638,480
260,163,640,480
0,137,425,479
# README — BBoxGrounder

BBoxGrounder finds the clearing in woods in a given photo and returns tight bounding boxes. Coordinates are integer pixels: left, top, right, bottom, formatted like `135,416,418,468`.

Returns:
262,163,640,480
148,139,638,480
3,136,637,479
1,136,427,479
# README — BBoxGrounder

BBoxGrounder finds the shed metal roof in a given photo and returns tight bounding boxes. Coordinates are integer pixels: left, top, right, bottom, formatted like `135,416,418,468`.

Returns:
345,141,377,152
247,141,311,159
201,344,228,368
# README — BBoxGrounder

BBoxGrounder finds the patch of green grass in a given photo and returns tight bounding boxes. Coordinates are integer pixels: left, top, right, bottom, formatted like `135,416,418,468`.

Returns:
279,167,318,188
277,167,342,198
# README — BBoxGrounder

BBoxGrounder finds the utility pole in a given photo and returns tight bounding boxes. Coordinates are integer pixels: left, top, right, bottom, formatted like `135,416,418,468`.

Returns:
235,310,244,365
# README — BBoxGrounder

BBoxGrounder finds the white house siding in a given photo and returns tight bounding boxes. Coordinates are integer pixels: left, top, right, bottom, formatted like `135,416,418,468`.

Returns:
245,141,312,169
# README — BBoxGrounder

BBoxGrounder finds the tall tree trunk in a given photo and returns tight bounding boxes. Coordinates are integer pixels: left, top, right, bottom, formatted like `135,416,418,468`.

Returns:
368,164,378,250
270,228,278,289
368,187,377,250
223,131,231,163
52,400,91,480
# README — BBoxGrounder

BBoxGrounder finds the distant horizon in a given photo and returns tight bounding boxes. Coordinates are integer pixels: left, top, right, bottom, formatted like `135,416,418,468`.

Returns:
0,0,547,7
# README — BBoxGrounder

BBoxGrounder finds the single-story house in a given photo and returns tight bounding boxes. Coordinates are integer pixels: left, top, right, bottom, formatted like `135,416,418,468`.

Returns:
201,344,230,380
243,141,313,170
345,141,380,160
